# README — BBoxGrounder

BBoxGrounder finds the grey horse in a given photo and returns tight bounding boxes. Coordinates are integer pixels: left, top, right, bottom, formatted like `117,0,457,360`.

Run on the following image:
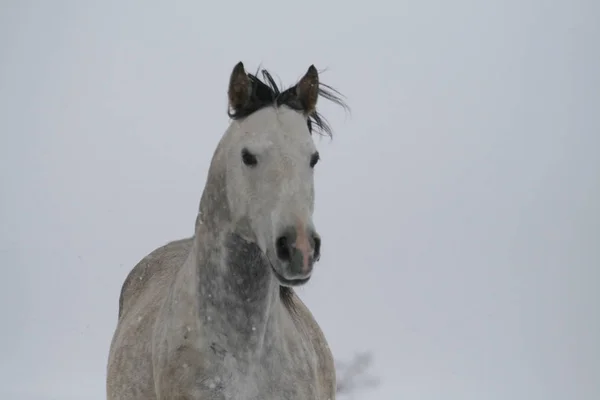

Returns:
106,62,348,400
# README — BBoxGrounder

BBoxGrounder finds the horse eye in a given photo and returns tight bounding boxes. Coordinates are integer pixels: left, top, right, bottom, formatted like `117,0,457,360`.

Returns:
241,148,258,167
309,152,320,168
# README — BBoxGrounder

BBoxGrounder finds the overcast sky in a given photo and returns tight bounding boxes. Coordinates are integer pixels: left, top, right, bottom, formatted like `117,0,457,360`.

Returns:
1,1,598,399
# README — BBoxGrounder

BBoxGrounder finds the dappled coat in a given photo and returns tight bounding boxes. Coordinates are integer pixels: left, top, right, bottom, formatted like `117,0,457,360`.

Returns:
107,61,348,400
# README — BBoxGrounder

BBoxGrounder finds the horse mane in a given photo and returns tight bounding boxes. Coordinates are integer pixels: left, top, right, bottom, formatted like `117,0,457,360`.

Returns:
227,68,349,138
280,285,295,311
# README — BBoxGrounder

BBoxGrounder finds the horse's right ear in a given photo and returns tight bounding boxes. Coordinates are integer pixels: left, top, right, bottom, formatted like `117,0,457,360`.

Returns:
228,61,251,113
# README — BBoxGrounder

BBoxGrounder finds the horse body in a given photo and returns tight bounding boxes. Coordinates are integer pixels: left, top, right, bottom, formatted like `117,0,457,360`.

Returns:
107,62,346,400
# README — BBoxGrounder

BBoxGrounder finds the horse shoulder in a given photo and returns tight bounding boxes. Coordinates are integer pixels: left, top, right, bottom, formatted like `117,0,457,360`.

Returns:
284,289,337,399
117,237,193,318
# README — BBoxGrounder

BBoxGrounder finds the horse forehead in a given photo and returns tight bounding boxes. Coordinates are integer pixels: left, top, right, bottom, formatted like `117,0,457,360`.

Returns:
274,106,308,130
236,107,314,151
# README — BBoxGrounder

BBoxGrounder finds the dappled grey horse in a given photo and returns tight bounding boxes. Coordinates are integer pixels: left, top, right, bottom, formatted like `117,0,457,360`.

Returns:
106,62,347,400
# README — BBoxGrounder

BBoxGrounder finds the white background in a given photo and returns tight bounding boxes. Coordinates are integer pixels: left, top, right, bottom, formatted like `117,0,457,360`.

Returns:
1,1,598,399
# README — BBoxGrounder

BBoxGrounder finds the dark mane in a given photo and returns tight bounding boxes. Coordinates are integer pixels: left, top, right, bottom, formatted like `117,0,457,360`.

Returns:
280,286,295,311
227,68,349,137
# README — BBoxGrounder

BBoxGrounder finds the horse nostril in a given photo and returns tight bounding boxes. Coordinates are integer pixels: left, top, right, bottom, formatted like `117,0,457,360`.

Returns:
312,235,321,261
276,235,291,261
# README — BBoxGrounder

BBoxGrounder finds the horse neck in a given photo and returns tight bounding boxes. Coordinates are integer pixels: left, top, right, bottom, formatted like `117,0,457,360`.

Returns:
184,225,284,354
180,150,284,355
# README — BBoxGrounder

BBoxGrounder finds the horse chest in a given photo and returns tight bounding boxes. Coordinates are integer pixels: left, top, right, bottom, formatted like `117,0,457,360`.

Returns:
200,335,320,400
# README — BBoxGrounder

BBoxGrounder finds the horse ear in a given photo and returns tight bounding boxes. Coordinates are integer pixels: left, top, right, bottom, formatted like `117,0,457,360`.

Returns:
296,65,319,115
228,61,251,112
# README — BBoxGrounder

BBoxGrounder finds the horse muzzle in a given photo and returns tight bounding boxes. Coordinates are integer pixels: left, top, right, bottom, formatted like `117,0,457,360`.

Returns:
273,225,321,285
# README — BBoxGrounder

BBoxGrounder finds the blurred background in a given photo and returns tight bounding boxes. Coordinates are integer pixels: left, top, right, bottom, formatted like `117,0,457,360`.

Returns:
1,1,598,399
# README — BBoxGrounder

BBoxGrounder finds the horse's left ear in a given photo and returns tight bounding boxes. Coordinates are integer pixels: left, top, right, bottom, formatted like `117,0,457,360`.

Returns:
296,65,319,115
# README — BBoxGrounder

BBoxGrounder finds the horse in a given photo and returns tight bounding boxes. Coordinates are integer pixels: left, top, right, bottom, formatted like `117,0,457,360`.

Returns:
106,61,348,400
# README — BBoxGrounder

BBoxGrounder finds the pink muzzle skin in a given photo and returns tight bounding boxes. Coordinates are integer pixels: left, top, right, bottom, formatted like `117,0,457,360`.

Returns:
294,227,312,274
